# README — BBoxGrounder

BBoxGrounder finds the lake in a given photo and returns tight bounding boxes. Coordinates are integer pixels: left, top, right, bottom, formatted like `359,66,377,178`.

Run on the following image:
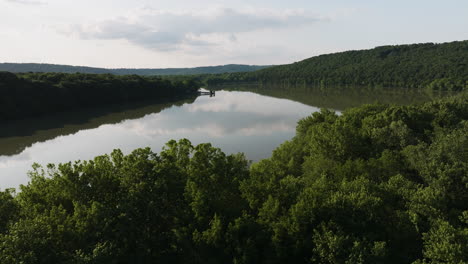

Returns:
0,87,442,189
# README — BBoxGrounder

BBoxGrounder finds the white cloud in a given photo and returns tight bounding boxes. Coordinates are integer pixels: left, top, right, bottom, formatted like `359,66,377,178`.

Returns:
66,7,326,52
5,0,45,5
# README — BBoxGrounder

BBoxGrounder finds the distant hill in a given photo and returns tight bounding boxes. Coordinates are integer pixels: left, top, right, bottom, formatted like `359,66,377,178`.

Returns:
0,63,271,76
205,40,468,91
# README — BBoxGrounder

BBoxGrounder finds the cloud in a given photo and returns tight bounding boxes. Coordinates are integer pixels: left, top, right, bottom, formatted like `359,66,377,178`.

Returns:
66,8,326,52
5,0,45,5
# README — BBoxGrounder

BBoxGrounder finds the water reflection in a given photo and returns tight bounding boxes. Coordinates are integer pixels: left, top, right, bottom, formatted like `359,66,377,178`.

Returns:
0,91,317,189
0,86,452,189
219,83,451,109
0,98,195,156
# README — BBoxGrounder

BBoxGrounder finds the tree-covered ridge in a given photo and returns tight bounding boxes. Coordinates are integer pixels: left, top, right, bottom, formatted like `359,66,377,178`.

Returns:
0,72,200,121
205,41,468,91
0,63,270,76
1,93,467,263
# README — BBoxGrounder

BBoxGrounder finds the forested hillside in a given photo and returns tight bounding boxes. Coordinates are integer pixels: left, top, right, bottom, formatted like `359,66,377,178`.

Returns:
0,63,270,76
1,93,466,263
0,72,200,121
205,41,468,91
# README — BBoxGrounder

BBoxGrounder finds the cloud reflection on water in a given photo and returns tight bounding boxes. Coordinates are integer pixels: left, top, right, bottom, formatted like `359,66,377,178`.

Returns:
0,91,319,189
122,91,316,138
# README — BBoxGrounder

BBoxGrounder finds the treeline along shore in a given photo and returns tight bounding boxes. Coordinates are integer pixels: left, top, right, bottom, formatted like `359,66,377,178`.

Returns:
0,72,200,121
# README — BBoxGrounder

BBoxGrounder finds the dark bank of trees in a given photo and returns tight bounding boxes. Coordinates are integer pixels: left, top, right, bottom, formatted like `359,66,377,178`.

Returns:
205,40,468,91
0,72,200,121
0,93,467,263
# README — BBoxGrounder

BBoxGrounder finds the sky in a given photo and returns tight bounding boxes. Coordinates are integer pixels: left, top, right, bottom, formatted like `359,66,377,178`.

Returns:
1,0,467,68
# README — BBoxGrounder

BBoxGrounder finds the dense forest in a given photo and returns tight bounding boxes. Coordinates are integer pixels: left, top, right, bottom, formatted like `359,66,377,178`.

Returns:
0,92,466,263
0,72,200,121
0,63,270,76
205,41,468,91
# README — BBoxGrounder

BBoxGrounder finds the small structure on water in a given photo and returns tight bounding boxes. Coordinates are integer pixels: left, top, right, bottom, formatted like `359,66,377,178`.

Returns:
198,88,216,97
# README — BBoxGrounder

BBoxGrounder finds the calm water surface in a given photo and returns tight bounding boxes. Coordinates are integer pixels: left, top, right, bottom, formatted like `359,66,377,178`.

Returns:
0,86,446,189
0,91,319,188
